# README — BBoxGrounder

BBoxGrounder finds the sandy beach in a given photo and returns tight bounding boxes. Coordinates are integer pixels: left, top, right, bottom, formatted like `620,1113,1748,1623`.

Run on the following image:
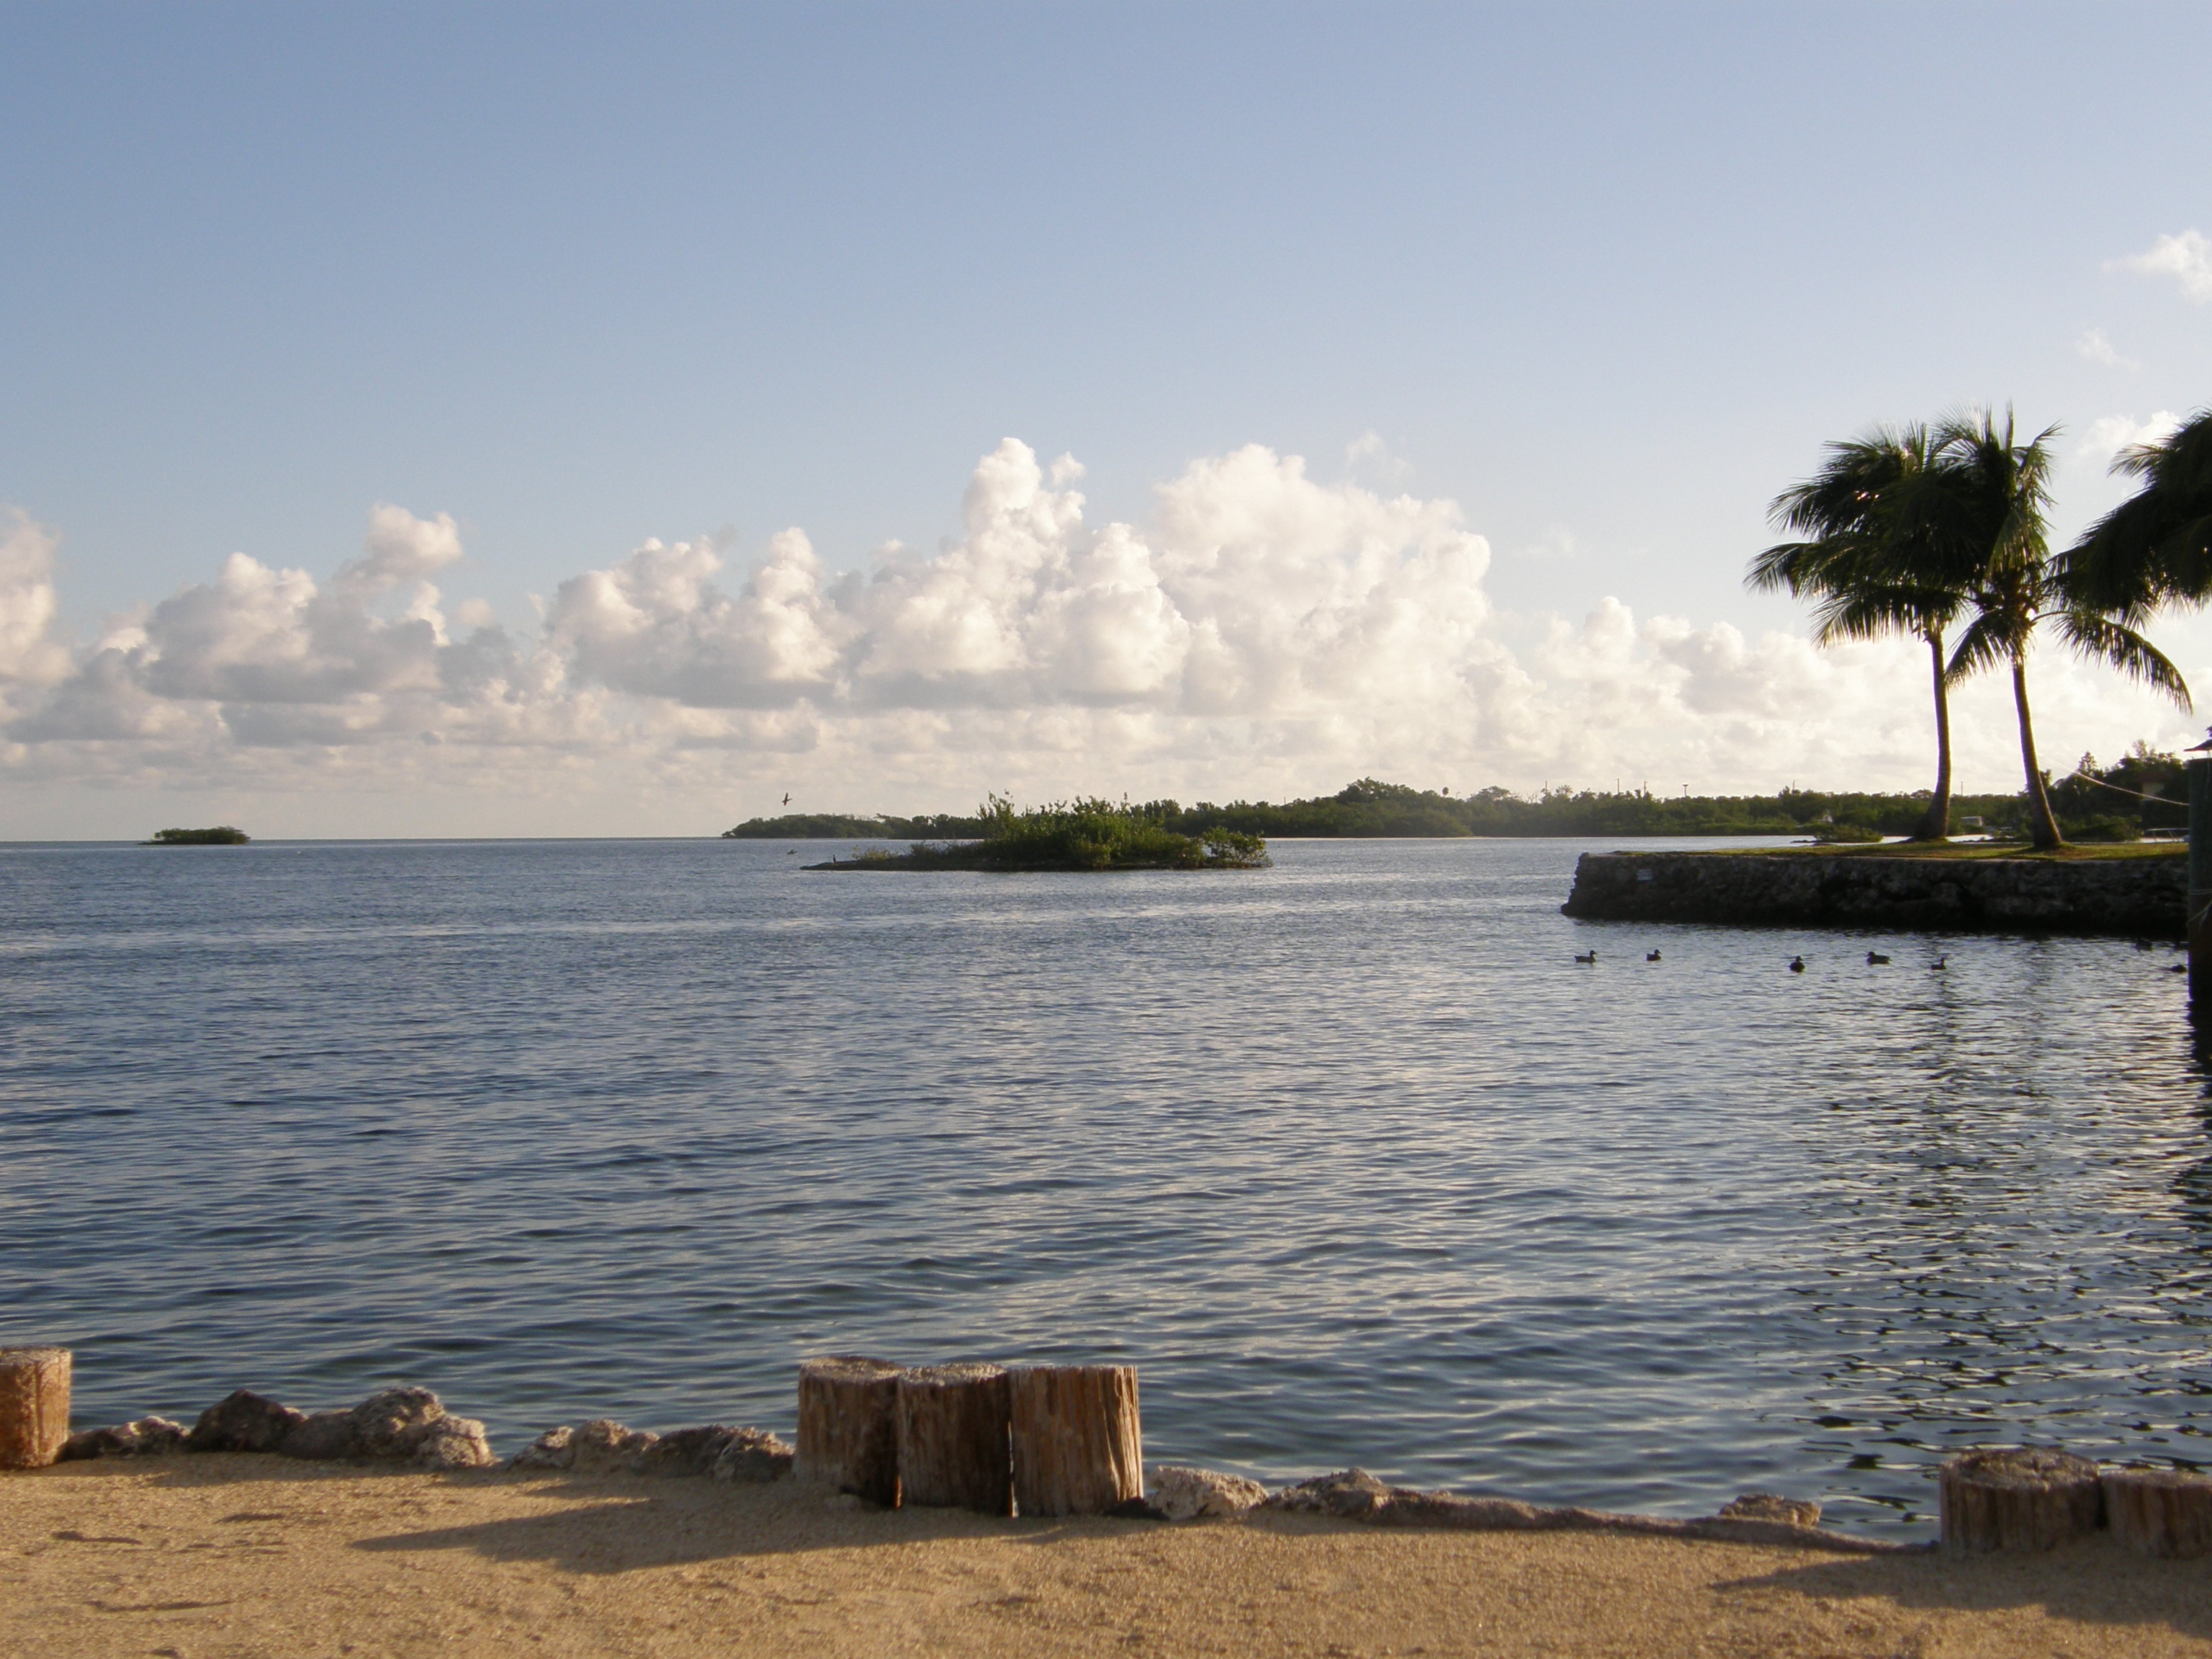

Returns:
3,1457,2208,1658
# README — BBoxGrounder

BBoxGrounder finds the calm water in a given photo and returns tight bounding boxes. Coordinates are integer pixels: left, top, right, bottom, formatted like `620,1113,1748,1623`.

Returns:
4,836,2208,1535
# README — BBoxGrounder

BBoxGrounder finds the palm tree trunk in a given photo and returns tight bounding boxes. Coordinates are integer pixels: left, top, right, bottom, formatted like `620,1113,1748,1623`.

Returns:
1915,629,1954,840
2012,653,2064,850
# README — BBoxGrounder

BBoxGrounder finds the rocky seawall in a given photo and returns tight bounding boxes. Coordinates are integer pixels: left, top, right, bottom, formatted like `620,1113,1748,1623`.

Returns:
1561,850,2188,938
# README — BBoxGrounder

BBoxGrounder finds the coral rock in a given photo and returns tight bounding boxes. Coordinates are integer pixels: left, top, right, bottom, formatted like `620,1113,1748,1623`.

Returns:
58,1416,188,1460
349,1386,447,1458
511,1426,577,1471
1719,1493,1821,1528
279,1410,361,1461
637,1425,738,1478
1150,1465,1267,1521
410,1416,495,1469
188,1390,308,1453
711,1428,796,1484
1262,1468,1393,1519
567,1419,660,1473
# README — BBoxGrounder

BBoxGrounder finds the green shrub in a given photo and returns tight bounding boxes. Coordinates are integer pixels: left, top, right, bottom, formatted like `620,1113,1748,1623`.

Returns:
2059,814,2142,843
817,797,1271,871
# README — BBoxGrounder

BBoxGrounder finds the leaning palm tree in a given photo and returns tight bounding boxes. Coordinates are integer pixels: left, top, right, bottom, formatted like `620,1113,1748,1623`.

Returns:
1902,408,2190,850
2059,408,2212,621
1750,425,1964,840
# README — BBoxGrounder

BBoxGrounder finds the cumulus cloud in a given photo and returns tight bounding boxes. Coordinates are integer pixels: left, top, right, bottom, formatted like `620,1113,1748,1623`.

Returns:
0,511,73,696
2079,410,2183,465
546,529,845,709
2109,230,2212,303
2074,328,2137,369
3,442,2204,827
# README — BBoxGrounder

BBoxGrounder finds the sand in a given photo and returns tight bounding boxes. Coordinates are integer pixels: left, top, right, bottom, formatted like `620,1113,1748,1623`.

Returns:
5,1457,2210,1658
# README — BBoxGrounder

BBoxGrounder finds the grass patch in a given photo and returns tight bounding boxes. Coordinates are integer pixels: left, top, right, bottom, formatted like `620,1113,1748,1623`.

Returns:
807,797,1270,872
1681,839,2184,863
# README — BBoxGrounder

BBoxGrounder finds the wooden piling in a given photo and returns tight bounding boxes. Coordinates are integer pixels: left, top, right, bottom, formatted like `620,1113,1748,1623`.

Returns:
1009,1364,1142,1516
795,1355,902,1506
2103,1467,2212,1557
0,1347,72,1470
897,1362,1012,1514
1938,1447,2103,1553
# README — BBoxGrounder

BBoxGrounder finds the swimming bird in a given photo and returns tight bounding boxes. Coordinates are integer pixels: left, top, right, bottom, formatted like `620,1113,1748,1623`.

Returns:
1574,949,1597,964
2171,963,2189,974
2136,939,2156,952
1646,949,1661,961
1866,951,1889,965
1789,956,1805,973
1931,956,1948,971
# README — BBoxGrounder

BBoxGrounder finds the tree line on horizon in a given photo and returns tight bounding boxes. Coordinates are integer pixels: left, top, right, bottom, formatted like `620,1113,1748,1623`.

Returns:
1748,403,2212,850
723,760,2188,843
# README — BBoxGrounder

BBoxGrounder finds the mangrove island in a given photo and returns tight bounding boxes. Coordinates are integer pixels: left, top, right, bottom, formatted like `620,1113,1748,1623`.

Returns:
804,796,1270,872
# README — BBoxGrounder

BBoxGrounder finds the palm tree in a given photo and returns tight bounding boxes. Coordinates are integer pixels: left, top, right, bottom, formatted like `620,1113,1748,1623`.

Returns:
2059,408,2212,620
1750,425,1964,840
1903,408,2190,850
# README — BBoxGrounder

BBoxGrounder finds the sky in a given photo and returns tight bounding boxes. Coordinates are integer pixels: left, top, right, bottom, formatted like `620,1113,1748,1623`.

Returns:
2,1,2210,837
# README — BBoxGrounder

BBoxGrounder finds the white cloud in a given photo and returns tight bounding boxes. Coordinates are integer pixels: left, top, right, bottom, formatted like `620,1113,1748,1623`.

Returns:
0,511,73,696
1510,525,1580,563
1344,430,1412,482
2074,328,2137,369
2079,410,2183,465
2109,230,2212,303
545,529,845,709
3,441,2204,829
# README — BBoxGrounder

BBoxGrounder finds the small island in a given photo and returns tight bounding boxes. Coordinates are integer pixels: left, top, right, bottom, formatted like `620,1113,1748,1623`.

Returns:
147,826,251,845
805,797,1269,872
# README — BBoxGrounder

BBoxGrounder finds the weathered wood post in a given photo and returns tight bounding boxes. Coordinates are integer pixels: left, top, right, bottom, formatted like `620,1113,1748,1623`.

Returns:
2190,732,2212,1014
897,1362,1012,1514
795,1356,902,1506
0,1347,72,1470
1938,1447,2103,1552
2103,1467,2212,1557
1009,1364,1142,1517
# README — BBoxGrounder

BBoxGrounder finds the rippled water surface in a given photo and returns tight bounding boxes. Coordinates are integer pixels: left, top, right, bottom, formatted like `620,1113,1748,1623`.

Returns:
4,835,2210,1534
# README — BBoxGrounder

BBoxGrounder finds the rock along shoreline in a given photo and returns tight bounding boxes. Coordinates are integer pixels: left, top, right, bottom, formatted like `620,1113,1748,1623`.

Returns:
42,1382,1914,1555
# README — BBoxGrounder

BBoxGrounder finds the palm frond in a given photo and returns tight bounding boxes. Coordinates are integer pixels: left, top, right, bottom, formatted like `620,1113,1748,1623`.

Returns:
2054,609,2193,709
1943,611,2015,685
2063,409,2212,613
1764,426,1929,539
1748,539,1838,596
1807,583,1957,646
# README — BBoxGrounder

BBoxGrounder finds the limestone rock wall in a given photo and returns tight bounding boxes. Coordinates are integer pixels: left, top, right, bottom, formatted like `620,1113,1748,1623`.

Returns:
1560,851,2187,938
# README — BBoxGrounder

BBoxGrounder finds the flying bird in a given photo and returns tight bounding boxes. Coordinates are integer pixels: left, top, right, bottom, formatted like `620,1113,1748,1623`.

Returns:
782,793,791,806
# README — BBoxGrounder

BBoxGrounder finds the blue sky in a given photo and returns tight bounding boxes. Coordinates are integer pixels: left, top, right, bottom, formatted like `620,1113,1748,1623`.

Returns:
3,3,2210,834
